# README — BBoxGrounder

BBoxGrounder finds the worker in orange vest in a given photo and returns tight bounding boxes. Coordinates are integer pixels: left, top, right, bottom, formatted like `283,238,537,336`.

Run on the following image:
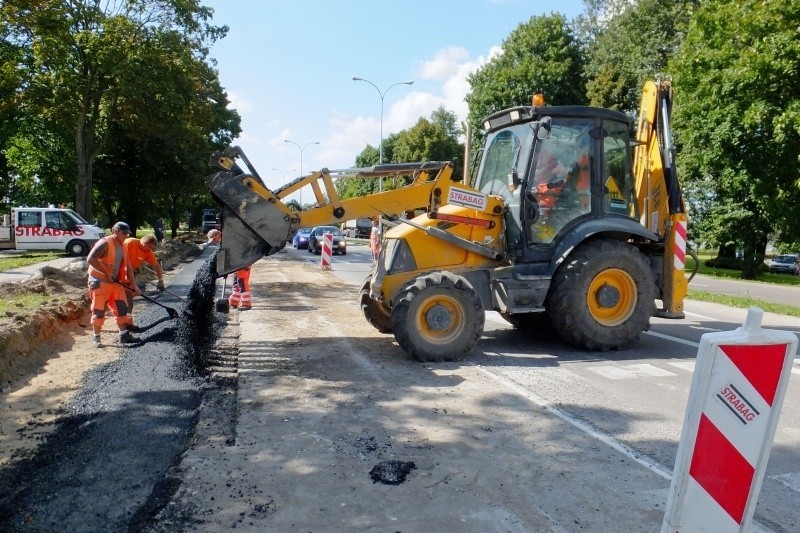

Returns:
121,234,165,332
86,221,140,347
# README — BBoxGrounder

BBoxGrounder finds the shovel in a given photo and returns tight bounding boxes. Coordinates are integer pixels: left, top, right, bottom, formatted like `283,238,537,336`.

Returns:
215,275,230,313
141,265,184,298
145,278,185,302
112,279,180,319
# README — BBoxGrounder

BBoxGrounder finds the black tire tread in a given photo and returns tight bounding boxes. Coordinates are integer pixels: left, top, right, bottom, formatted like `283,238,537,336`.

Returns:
391,271,484,362
545,239,655,351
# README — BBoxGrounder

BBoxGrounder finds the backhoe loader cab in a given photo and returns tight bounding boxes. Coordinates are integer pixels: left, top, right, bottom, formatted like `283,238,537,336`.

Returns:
475,105,641,254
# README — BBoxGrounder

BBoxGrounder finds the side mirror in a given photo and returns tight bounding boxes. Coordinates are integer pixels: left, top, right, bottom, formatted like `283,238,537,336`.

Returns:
536,117,552,140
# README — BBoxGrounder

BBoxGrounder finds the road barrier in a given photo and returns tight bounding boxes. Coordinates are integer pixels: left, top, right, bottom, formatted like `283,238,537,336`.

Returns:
662,308,797,532
320,232,332,271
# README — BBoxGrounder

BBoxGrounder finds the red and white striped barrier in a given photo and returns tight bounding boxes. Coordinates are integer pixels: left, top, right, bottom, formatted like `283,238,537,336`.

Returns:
674,219,687,271
663,308,797,532
320,232,332,270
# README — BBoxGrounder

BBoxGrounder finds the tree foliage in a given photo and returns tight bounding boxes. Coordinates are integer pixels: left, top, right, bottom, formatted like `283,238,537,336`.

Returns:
0,0,238,227
465,14,586,149
671,0,800,277
581,0,698,113
340,107,464,200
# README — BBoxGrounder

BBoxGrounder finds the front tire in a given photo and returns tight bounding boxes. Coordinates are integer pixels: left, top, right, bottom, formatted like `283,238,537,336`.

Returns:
391,271,484,362
545,239,656,351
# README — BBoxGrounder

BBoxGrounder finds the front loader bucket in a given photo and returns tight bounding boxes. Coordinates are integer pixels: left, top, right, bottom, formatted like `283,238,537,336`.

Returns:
206,169,293,277
216,205,273,275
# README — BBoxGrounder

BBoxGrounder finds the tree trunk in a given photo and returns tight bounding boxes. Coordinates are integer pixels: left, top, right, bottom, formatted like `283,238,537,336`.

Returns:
74,111,94,221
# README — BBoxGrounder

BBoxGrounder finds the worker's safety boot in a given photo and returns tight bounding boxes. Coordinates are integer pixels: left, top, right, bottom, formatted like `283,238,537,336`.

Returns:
119,331,139,345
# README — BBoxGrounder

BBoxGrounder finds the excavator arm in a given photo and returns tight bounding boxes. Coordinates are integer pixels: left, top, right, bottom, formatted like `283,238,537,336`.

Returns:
206,146,461,276
633,78,688,318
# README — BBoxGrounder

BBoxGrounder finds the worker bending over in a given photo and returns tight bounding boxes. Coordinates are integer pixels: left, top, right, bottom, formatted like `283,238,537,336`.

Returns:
122,234,165,332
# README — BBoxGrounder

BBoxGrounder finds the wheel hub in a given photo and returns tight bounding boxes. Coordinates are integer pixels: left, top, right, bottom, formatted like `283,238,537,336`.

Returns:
425,304,453,331
594,283,621,308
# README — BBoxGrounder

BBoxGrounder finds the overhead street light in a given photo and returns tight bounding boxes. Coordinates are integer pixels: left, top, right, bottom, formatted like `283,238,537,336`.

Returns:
351,76,414,192
284,140,319,206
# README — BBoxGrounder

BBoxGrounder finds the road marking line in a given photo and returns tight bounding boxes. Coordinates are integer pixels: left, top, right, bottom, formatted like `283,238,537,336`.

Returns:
683,310,719,321
473,364,673,480
645,330,700,348
771,472,800,493
626,363,677,377
668,361,696,373
586,364,677,379
587,366,637,379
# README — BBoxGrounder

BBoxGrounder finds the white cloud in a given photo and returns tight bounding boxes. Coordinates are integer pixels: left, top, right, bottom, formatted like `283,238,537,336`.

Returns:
226,89,252,113
307,44,507,171
418,46,471,81
278,44,507,174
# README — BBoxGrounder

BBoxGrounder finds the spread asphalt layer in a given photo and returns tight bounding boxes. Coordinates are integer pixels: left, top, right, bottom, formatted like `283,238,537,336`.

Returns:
0,247,219,532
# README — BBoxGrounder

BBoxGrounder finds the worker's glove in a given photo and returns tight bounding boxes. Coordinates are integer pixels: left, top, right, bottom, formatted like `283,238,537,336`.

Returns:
156,280,165,292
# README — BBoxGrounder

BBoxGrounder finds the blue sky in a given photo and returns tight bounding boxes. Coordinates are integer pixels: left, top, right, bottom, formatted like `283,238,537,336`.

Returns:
204,0,585,196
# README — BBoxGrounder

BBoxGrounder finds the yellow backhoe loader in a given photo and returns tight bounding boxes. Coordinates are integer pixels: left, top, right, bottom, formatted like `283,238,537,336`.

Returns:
206,78,689,362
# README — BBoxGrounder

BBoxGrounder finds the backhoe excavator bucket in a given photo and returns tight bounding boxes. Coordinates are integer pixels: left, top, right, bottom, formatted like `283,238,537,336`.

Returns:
206,169,292,277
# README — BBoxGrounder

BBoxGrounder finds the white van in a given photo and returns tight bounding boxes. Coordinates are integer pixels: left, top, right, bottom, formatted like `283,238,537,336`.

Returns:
0,207,106,256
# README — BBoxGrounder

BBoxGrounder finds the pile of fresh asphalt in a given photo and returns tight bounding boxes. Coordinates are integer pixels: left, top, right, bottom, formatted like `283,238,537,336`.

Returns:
0,247,228,531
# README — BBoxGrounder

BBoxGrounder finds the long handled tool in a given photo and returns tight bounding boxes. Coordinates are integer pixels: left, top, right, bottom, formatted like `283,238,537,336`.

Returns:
112,279,179,319
215,275,230,313
145,278,185,302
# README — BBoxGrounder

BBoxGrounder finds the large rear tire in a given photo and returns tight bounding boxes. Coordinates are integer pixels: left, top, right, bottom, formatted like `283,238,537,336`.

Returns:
359,275,392,333
545,239,656,351
391,271,484,362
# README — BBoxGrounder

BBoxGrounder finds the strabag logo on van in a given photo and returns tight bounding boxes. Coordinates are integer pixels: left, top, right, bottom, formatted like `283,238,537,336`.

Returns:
15,226,85,237
447,186,487,211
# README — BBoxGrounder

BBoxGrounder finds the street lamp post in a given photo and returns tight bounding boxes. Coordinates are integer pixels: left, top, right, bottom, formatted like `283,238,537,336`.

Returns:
351,76,414,192
272,167,297,201
284,140,319,206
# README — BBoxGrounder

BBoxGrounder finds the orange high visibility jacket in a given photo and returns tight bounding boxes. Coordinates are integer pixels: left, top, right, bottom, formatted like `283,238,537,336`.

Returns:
87,236,124,283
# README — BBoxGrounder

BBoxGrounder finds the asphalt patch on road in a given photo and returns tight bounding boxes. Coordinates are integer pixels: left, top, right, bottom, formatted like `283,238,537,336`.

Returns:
369,460,416,485
0,251,223,532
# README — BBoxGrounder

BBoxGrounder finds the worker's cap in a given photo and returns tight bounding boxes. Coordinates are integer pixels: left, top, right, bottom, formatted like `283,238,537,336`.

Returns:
112,221,131,235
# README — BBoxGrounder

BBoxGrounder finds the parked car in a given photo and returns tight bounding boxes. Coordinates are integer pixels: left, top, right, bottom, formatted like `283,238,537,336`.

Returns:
308,225,347,255
292,227,312,249
768,254,800,275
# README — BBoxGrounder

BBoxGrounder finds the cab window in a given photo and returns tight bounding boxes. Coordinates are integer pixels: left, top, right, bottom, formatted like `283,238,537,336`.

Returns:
602,121,636,218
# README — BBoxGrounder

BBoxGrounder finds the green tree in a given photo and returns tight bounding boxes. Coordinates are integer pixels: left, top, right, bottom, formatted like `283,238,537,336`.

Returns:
581,0,698,113
465,14,586,149
393,108,464,179
92,33,239,234
671,0,800,278
2,0,228,220
342,107,464,199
